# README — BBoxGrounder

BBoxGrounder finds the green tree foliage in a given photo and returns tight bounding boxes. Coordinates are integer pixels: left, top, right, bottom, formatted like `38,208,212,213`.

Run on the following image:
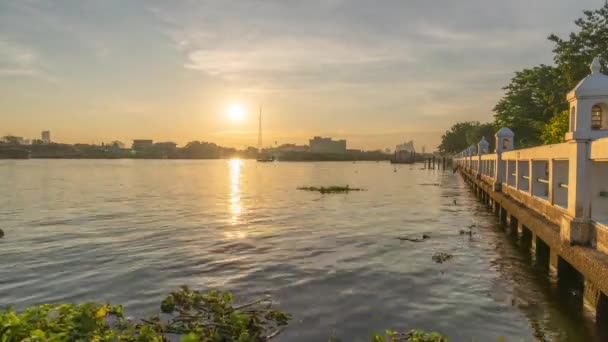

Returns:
0,286,290,342
541,110,570,144
493,65,568,147
442,3,608,152
549,5,608,89
0,286,450,341
438,122,495,154
372,329,447,342
181,141,237,159
465,123,495,152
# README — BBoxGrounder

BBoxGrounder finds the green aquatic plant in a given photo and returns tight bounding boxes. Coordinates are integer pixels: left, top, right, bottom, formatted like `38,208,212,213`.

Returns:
297,185,364,194
0,285,454,341
0,286,290,342
373,329,448,342
432,252,454,264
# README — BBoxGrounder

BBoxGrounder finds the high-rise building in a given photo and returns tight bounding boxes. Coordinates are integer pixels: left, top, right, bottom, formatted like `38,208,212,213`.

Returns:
309,136,347,154
41,131,51,144
132,139,154,151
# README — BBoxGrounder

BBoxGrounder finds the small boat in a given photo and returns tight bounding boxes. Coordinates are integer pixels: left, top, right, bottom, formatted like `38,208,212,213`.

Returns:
256,155,275,162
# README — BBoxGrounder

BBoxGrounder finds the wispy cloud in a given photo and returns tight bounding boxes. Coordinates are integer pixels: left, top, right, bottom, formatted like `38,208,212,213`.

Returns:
1,0,602,149
0,38,57,82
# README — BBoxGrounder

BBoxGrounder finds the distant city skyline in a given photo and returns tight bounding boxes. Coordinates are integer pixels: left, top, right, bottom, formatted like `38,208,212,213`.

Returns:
0,0,602,150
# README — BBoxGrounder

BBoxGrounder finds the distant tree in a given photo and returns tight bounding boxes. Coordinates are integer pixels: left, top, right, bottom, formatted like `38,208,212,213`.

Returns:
465,122,496,152
180,141,237,159
2,136,24,145
438,121,495,154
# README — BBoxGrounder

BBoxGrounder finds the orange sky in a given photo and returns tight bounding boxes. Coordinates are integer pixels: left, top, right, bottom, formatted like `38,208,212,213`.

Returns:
0,0,599,151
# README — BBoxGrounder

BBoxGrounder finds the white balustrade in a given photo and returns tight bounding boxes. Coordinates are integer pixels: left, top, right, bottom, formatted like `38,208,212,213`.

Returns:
452,56,608,249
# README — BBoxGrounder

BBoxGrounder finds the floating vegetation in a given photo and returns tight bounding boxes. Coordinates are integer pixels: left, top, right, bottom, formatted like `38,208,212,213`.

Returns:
0,284,455,341
432,252,454,264
397,234,430,242
600,191,608,197
418,183,440,186
378,329,448,342
0,286,290,341
373,329,447,342
459,229,472,236
459,224,475,236
297,185,364,194
0,228,3,239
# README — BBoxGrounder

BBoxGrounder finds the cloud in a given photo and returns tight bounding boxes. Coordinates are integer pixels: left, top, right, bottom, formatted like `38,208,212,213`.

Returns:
154,0,568,99
184,37,411,83
0,38,57,82
1,0,603,149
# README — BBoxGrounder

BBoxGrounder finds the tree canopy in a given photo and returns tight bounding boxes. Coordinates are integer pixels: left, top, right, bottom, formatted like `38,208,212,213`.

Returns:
438,122,495,155
439,3,608,153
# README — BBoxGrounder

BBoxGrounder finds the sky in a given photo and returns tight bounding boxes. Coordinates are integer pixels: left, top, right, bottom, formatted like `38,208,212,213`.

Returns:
0,0,603,151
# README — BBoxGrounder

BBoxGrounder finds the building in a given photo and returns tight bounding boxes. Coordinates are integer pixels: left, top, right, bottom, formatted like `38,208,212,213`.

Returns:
396,140,415,153
309,136,347,154
132,139,154,151
154,142,177,150
41,131,51,144
275,144,309,152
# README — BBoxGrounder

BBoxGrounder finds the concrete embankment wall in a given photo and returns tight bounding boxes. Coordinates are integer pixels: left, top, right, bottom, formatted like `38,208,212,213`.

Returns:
459,169,608,324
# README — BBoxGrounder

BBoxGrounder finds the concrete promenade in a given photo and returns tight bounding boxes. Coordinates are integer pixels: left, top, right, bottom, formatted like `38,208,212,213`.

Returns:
454,57,608,323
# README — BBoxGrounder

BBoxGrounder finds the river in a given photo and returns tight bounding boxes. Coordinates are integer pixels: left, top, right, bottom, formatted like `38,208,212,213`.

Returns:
0,159,602,341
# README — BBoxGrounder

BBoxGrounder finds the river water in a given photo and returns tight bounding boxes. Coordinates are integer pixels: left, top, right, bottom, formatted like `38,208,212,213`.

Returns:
0,159,602,341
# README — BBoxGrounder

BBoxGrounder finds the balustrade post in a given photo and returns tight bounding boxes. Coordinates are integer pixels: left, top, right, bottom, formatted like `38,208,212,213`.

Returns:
477,137,489,179
469,145,476,174
494,128,514,191
528,159,534,195
515,160,520,190
558,57,608,246
548,160,554,205
561,139,593,245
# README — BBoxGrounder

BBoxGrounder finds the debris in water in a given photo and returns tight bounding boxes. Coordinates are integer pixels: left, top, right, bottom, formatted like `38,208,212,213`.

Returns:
397,234,431,242
0,229,4,239
432,252,453,264
297,185,364,194
460,224,476,237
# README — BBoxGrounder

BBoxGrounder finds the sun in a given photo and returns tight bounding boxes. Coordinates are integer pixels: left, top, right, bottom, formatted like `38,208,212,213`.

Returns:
227,104,246,122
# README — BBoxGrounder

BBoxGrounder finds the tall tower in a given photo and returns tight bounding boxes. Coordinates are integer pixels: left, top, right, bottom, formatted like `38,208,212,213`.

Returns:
257,106,262,153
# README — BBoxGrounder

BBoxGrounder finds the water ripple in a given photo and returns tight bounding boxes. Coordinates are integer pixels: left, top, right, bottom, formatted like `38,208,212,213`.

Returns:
0,160,600,341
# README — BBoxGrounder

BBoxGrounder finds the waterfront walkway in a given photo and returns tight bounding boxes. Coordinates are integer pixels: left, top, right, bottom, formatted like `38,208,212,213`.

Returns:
454,57,608,324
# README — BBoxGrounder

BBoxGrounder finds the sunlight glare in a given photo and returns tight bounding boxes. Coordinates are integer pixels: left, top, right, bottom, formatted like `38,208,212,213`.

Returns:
227,104,246,122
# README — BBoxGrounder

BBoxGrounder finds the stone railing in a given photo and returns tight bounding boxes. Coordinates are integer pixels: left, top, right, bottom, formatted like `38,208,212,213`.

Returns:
453,129,608,253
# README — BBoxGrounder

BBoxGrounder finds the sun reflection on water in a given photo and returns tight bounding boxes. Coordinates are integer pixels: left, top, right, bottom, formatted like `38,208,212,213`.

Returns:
226,159,245,238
